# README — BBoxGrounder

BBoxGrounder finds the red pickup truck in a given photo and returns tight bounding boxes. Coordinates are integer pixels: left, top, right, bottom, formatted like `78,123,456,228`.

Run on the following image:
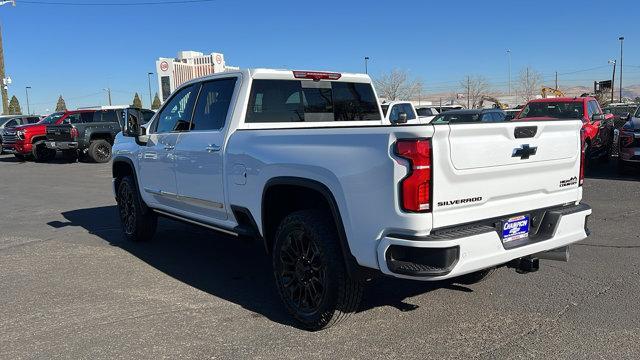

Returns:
516,97,615,164
2,110,94,161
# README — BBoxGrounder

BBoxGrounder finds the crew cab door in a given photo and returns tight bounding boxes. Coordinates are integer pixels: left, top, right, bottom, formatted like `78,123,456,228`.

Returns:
139,84,198,208
173,77,238,221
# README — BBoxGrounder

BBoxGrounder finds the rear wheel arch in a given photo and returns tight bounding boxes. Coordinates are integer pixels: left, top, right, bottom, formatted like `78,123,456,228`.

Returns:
90,132,114,144
261,177,365,279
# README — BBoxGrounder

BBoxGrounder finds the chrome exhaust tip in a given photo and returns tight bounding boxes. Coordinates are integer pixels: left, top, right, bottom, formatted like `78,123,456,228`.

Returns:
534,246,569,262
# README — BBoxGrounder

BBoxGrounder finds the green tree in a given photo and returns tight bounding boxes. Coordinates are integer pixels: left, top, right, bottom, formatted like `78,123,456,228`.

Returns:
151,92,161,110
55,95,67,112
8,95,21,115
132,92,142,109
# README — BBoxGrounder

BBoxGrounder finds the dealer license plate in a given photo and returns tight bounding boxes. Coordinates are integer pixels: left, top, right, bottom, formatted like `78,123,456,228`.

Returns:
502,215,530,243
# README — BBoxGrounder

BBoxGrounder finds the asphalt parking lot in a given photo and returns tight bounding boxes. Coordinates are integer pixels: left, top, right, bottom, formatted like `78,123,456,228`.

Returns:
1,154,639,359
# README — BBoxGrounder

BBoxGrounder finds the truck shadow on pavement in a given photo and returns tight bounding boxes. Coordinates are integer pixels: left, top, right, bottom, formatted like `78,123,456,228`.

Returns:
586,161,640,182
50,205,471,329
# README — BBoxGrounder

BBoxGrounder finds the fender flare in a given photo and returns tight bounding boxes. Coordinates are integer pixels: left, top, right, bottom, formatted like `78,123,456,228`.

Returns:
261,176,369,279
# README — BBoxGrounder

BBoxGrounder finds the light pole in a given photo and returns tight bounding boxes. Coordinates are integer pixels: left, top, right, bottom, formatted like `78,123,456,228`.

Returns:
608,60,616,103
364,57,369,74
147,72,153,107
102,88,112,106
506,49,512,96
0,1,16,114
619,36,624,101
25,86,31,115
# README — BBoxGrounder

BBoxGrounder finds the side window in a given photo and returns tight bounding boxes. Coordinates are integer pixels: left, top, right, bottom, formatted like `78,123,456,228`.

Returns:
389,105,402,121
155,85,198,133
80,112,94,123
191,77,237,131
5,119,17,127
590,101,601,116
27,117,39,124
141,110,155,124
403,104,416,120
64,114,82,124
586,101,596,120
101,110,119,123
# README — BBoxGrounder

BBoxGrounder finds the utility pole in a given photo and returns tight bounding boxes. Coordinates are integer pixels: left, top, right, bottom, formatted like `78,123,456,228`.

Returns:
147,72,154,107
364,57,369,74
25,86,30,115
506,50,511,96
467,76,471,108
525,67,529,101
609,59,616,103
0,1,15,115
555,71,558,90
103,88,112,106
619,36,624,101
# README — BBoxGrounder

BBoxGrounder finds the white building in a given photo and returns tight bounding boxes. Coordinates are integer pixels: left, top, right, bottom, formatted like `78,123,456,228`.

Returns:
156,51,239,101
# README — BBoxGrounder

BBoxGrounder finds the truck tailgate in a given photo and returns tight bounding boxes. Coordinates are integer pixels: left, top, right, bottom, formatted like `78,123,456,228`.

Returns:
46,125,74,142
431,120,583,228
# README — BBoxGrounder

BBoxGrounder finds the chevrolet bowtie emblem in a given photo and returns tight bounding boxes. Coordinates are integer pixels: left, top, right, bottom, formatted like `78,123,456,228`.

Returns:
512,144,537,160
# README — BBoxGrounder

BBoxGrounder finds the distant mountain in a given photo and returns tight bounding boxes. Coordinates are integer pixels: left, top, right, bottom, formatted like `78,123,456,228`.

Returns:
416,84,640,106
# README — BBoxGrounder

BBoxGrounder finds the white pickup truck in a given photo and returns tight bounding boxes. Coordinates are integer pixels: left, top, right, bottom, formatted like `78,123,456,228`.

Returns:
113,69,591,330
381,101,420,125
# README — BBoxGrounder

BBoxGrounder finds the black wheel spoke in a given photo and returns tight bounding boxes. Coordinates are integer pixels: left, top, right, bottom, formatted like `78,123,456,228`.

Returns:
277,224,327,315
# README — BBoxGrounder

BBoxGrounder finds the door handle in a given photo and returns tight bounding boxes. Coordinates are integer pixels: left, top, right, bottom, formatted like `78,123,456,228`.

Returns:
205,144,221,153
164,144,175,151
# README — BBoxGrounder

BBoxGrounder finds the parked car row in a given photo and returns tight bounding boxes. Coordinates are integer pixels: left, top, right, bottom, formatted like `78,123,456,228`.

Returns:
1,106,154,163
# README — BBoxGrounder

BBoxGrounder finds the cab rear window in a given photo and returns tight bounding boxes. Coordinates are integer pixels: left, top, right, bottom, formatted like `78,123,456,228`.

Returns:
518,102,584,119
245,80,381,123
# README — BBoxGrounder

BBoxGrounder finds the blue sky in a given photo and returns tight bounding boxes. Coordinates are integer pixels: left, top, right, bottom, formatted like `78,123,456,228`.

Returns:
2,0,639,113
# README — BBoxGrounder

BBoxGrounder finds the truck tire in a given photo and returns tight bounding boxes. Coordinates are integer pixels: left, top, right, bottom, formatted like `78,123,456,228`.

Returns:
454,267,496,285
116,175,157,242
88,139,112,163
32,143,56,162
62,149,77,163
272,209,363,331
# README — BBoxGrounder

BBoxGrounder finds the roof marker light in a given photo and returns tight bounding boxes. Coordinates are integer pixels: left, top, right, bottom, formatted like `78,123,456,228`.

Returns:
293,71,341,82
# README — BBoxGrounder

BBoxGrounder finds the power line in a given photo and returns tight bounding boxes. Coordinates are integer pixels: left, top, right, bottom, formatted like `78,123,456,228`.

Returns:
19,0,217,6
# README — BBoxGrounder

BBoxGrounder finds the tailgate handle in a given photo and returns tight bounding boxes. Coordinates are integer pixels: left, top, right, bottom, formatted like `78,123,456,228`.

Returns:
514,126,537,139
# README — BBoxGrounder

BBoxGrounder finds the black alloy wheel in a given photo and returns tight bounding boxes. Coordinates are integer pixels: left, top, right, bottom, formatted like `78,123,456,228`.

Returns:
277,228,327,315
273,210,363,330
118,181,137,236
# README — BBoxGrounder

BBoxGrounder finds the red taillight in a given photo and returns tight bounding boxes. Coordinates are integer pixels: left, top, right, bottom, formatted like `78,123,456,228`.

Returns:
70,126,79,139
292,71,341,82
395,139,432,212
579,131,585,186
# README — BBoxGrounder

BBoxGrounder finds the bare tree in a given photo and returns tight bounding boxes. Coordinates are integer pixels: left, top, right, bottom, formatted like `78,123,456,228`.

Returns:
374,69,423,101
518,67,543,102
459,75,491,108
